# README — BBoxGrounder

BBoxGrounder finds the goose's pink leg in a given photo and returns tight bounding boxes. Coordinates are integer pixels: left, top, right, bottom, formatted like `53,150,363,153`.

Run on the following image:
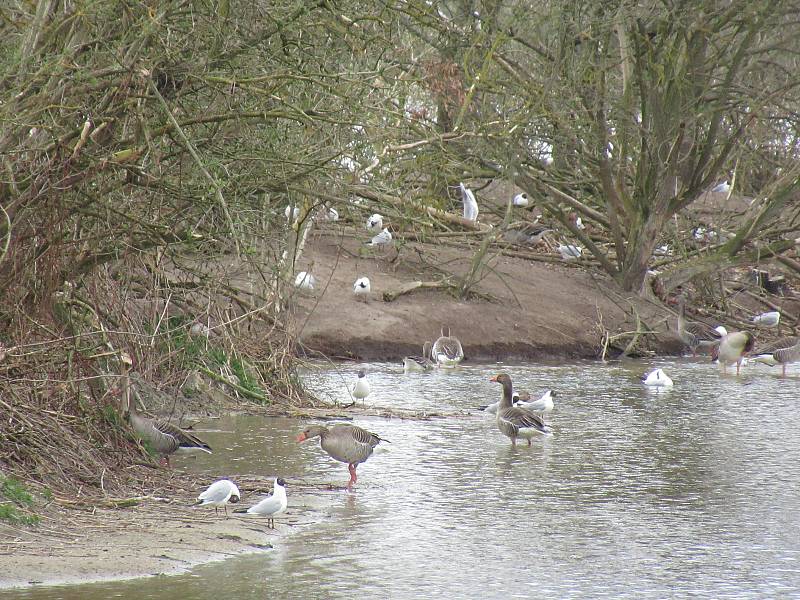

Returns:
348,463,358,488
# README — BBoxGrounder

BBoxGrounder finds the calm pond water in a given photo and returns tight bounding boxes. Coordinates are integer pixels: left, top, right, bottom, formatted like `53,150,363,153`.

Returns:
5,359,800,599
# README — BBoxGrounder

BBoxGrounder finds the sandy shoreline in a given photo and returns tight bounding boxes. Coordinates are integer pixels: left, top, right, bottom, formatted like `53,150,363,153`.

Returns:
0,478,334,590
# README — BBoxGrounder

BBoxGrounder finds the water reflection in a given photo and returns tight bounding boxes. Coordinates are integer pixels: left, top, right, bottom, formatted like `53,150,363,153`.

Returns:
5,359,800,599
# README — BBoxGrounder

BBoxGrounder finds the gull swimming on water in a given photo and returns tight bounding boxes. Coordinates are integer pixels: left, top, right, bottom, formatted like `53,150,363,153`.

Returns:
642,368,673,387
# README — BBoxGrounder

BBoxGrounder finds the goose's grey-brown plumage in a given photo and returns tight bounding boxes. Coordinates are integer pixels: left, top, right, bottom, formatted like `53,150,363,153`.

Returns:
296,424,385,488
753,336,800,377
432,326,464,368
120,356,211,467
502,223,552,246
713,330,756,375
403,341,434,372
489,373,551,446
677,298,724,355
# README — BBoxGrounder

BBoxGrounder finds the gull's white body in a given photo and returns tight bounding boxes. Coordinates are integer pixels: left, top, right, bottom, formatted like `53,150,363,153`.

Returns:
558,244,583,260
196,479,240,513
353,276,371,299
642,368,673,387
460,183,479,221
294,271,316,290
366,214,383,232
367,228,392,247
752,311,780,327
512,192,529,207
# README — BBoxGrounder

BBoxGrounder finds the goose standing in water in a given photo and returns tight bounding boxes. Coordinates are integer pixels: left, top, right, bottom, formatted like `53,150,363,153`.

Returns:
489,373,552,446
196,479,241,517
676,297,724,355
403,341,434,372
118,354,212,467
753,336,800,377
432,326,464,368
712,330,756,375
234,478,287,529
352,370,371,403
296,424,386,489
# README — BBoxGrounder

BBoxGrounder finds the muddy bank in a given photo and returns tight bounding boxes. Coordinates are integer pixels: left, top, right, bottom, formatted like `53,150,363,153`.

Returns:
0,475,332,590
293,231,685,361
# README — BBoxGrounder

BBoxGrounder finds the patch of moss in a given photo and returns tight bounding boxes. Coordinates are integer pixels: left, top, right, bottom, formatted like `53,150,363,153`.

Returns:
0,477,40,525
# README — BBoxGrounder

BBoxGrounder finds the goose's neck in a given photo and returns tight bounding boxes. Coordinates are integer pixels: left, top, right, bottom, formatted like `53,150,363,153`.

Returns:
499,380,515,408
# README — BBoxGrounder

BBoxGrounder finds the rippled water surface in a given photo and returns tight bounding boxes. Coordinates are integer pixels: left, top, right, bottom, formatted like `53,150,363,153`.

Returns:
6,359,800,599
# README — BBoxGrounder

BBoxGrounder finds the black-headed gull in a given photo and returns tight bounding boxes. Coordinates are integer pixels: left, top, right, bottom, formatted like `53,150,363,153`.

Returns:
460,182,478,221
294,271,316,290
366,228,392,248
751,311,780,327
234,478,287,529
285,205,300,222
642,368,673,387
557,244,582,260
366,213,383,232
353,276,370,302
196,479,241,517
352,370,371,403
512,192,529,207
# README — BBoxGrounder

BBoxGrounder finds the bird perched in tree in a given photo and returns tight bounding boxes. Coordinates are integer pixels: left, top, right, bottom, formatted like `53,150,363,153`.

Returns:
460,182,478,221
353,276,370,302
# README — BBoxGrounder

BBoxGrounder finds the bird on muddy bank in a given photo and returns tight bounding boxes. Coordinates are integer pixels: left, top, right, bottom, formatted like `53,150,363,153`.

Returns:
352,370,371,403
712,330,756,375
512,192,530,208
366,213,383,232
365,227,392,249
118,354,212,467
676,298,725,356
432,326,464,368
196,479,241,517
460,182,479,222
296,424,387,490
403,341,434,373
234,478,287,529
751,311,780,328
489,373,552,446
557,244,582,260
294,271,316,290
353,276,370,302
752,336,800,377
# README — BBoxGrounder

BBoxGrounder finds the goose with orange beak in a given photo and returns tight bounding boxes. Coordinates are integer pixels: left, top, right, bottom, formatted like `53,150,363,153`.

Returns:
489,373,552,446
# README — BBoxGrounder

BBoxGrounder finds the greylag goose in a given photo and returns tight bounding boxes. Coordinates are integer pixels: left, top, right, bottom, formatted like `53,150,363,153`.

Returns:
502,223,551,246
352,370,371,403
296,424,386,489
676,298,724,355
353,276,370,302
489,373,552,446
432,326,464,368
196,479,240,517
119,356,211,467
234,478,287,529
642,368,673,387
403,341,434,373
712,330,755,375
753,336,800,377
